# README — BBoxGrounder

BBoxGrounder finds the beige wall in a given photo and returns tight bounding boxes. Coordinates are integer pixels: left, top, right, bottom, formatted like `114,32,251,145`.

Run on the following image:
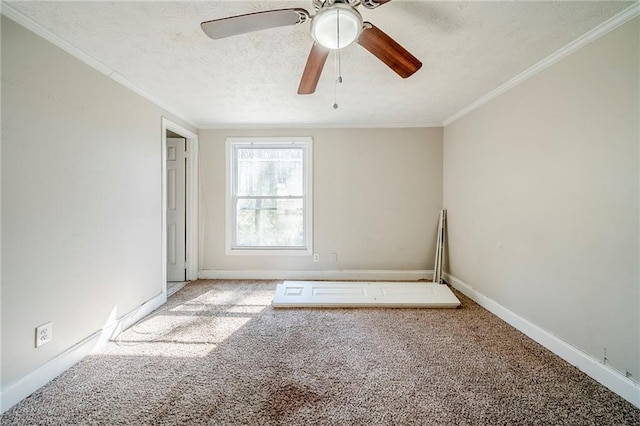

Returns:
443,18,639,378
5,3,635,409
1,17,196,387
199,128,443,272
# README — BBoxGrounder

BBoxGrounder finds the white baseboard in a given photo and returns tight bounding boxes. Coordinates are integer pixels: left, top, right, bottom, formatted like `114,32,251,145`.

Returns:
443,272,640,409
108,292,166,338
198,269,433,281
1,292,166,414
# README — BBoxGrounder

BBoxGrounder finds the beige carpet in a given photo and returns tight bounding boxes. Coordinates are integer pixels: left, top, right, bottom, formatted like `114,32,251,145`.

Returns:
2,280,638,425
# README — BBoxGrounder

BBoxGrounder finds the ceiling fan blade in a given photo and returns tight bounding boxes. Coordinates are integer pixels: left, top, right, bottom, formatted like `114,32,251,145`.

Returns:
201,8,309,39
361,0,392,9
357,23,422,78
297,42,330,95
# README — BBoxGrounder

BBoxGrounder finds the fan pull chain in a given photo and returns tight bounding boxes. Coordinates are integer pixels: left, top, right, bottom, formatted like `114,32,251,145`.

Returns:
333,9,342,110
334,49,343,109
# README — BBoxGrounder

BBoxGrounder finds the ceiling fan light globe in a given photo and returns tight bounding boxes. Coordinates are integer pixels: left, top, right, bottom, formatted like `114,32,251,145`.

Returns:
311,5,363,49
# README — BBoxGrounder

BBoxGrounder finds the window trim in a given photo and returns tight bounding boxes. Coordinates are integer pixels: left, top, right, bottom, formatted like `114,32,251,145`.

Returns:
225,137,313,256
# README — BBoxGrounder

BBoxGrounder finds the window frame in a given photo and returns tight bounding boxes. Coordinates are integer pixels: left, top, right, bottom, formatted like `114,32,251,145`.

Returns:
225,137,313,256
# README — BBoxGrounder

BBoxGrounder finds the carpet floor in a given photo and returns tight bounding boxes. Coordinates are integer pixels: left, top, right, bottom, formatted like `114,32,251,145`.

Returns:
2,280,638,425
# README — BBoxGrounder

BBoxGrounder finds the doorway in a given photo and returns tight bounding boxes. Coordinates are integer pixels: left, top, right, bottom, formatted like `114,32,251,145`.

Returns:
166,134,186,283
161,118,199,297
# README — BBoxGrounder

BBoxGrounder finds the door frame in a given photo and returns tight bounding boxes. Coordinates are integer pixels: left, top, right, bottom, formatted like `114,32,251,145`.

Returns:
161,117,199,295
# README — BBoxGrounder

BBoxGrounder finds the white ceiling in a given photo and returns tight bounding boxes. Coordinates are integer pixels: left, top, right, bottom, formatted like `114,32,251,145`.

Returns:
5,1,635,128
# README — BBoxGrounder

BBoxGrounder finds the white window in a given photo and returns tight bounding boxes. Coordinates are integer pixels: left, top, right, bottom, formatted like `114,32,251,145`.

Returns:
226,137,313,255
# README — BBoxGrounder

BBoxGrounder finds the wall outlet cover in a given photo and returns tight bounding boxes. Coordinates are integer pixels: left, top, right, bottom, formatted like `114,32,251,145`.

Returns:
36,322,53,347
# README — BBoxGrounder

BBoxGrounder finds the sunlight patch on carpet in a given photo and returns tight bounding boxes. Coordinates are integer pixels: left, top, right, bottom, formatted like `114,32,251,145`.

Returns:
103,288,269,357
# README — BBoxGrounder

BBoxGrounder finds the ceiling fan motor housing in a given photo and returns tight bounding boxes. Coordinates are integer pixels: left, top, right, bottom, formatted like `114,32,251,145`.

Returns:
311,2,363,49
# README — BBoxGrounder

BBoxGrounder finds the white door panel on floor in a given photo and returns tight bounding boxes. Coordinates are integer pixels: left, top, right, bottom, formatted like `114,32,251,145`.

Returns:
167,137,186,282
272,281,461,308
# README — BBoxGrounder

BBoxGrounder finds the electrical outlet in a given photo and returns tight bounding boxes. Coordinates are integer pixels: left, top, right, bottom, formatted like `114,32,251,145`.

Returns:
36,322,53,347
331,253,338,262
313,253,320,262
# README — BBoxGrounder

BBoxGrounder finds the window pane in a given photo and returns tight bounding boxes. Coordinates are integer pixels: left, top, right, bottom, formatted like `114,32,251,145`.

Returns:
236,198,304,247
236,148,303,196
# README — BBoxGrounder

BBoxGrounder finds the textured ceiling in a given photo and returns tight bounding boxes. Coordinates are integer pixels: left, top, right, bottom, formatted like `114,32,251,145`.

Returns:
5,1,634,128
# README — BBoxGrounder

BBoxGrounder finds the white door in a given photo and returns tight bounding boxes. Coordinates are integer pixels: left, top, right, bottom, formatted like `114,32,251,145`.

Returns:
272,282,460,308
166,137,186,282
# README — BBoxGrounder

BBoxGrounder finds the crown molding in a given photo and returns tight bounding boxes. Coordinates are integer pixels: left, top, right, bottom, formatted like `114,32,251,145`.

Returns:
442,2,640,127
197,121,444,130
5,1,636,132
0,2,442,131
1,2,196,129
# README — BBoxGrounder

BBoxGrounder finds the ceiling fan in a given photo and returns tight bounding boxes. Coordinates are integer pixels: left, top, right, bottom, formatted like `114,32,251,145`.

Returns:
201,0,422,95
